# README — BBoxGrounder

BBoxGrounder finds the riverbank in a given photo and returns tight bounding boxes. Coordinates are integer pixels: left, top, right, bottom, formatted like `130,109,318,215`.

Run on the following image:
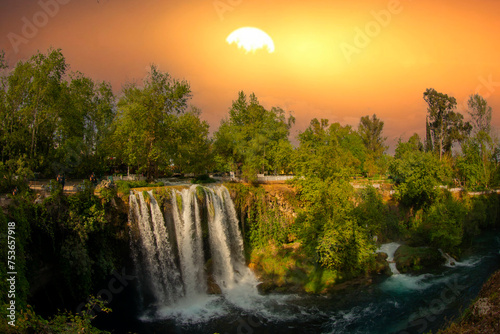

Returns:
437,269,500,334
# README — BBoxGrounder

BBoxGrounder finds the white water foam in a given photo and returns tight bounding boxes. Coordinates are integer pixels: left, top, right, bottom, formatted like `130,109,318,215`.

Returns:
439,249,458,267
381,273,435,293
377,242,401,275
454,256,481,267
129,185,275,323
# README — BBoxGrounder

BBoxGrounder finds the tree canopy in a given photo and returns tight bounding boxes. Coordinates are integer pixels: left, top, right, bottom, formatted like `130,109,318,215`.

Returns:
423,88,471,159
1,48,499,197
213,91,295,180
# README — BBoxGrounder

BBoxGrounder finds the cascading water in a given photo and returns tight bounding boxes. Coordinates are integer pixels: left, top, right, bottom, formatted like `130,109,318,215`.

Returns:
119,195,500,334
205,186,260,310
378,242,401,275
129,191,184,307
171,186,207,298
128,185,259,320
439,249,457,267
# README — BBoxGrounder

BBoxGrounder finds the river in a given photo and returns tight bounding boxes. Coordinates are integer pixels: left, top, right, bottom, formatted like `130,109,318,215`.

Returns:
97,229,500,334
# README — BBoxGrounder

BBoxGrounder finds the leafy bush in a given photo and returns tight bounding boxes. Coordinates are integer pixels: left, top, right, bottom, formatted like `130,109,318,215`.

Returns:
390,150,451,209
354,185,387,238
0,296,111,334
293,177,376,275
99,186,117,204
425,193,466,252
0,156,34,193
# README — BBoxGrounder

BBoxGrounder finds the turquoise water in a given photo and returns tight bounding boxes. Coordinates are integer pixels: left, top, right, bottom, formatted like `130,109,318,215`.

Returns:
98,231,500,334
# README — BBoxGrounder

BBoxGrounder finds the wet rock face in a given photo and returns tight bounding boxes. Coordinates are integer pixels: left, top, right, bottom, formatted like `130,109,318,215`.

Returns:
373,252,392,276
207,275,222,295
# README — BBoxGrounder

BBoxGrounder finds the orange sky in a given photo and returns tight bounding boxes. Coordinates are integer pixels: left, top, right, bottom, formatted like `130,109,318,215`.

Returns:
1,0,499,151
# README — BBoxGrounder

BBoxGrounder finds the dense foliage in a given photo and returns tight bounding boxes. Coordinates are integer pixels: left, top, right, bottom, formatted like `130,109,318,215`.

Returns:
2,49,498,192
0,50,212,191
0,49,115,186
213,92,295,180
0,184,127,331
112,66,212,179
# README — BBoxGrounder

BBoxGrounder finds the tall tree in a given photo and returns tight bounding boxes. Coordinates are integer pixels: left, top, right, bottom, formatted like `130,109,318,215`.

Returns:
171,107,212,174
292,119,374,274
54,73,115,176
0,49,117,181
358,114,387,158
294,118,366,180
213,92,295,179
425,116,433,152
455,94,496,189
423,88,471,160
112,65,191,180
468,94,492,137
1,49,67,174
358,114,388,176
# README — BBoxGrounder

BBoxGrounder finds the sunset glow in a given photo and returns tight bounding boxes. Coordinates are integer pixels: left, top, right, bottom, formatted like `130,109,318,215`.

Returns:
0,0,499,150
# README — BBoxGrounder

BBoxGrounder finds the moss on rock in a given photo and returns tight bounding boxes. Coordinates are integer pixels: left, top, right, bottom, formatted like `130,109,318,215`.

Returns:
394,245,444,273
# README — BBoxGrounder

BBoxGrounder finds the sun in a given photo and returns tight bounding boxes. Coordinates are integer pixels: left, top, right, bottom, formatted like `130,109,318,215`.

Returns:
226,27,275,53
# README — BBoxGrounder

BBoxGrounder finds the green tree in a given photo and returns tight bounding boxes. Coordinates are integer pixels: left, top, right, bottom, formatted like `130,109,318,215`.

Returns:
357,114,388,177
394,133,424,159
358,114,387,157
354,185,387,238
1,49,67,174
390,141,451,209
54,73,115,176
294,118,365,180
171,107,213,174
468,93,492,137
293,176,374,274
0,49,117,179
455,95,496,189
112,65,191,180
423,88,471,160
292,119,375,274
424,193,466,252
213,92,295,179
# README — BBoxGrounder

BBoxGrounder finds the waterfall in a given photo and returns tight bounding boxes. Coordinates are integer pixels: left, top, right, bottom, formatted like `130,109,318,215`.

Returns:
171,186,207,298
378,242,401,275
128,185,258,317
439,249,457,267
129,191,184,306
205,187,258,293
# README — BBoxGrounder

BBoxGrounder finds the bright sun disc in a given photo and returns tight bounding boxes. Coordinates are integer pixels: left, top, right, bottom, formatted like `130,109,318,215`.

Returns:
226,27,275,53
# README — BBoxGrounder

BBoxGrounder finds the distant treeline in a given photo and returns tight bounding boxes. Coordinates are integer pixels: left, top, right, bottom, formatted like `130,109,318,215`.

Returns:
1,49,499,194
